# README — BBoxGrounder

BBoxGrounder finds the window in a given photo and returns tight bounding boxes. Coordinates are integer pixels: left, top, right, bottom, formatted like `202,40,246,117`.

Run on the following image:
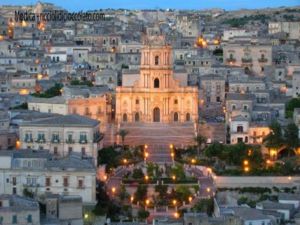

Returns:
79,132,87,143
12,177,16,185
45,177,51,186
154,55,159,65
237,126,244,133
154,78,159,88
243,105,248,110
78,179,84,188
27,215,32,223
136,99,139,104
68,147,72,153
63,177,69,187
12,215,17,224
174,99,178,104
232,105,236,110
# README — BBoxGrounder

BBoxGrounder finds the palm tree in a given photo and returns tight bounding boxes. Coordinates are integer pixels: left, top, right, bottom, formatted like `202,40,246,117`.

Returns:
117,129,129,150
194,134,207,156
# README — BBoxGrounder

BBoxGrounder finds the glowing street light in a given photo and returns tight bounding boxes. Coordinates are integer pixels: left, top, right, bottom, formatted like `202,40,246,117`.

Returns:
130,196,134,203
172,175,176,181
206,187,211,193
172,199,177,206
243,160,249,166
244,167,250,173
84,213,89,219
188,196,193,203
145,199,150,206
111,187,116,194
123,158,128,164
191,158,196,164
145,175,149,181
174,212,179,218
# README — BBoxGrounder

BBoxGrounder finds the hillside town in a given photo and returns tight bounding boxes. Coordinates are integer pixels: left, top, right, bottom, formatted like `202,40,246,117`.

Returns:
0,1,300,225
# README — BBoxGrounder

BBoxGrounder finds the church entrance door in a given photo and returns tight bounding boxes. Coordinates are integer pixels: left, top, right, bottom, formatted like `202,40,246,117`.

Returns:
153,107,160,122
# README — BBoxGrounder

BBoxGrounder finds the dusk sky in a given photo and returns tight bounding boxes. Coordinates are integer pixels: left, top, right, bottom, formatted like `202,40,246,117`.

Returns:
1,0,300,11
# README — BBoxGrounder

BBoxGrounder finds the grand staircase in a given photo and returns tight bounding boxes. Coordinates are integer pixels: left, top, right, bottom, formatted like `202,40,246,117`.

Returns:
118,122,196,147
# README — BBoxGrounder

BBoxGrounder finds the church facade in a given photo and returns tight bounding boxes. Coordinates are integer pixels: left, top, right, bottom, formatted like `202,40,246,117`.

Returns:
116,35,199,125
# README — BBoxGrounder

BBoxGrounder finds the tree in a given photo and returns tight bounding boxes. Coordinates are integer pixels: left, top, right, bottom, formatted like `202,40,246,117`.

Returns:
192,198,214,216
284,123,299,157
134,184,148,202
132,168,144,179
286,98,300,118
175,185,192,202
155,184,168,198
137,209,150,221
263,121,284,154
117,129,129,150
194,135,207,156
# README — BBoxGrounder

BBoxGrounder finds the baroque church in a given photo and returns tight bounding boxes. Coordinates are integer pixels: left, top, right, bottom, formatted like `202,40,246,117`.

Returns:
115,28,199,146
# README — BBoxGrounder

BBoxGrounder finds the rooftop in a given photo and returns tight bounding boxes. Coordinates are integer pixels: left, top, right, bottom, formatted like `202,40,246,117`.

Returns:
21,114,100,127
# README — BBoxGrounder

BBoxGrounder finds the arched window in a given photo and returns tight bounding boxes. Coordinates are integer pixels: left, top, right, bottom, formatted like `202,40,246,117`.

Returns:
135,112,140,122
154,78,159,88
123,113,127,122
174,112,179,122
155,56,159,65
186,113,191,121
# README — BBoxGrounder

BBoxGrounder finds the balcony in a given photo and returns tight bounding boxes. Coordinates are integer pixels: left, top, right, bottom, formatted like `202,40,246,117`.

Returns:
36,138,46,143
258,58,268,63
241,58,253,63
24,138,33,143
65,139,75,144
226,58,236,63
51,138,60,143
79,139,88,144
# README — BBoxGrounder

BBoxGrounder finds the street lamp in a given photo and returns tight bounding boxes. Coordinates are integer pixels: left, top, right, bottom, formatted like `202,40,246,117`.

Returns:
112,187,116,195
145,175,149,182
174,212,179,219
191,158,196,164
188,196,193,203
123,158,128,165
243,160,249,166
172,199,177,206
244,166,250,173
130,196,134,203
172,175,176,182
144,152,149,163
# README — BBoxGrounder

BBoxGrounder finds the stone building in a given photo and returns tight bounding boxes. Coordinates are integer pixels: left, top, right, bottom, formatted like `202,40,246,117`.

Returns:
116,34,198,124
223,41,272,76
19,114,103,164
0,194,40,225
115,32,198,146
0,150,96,205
